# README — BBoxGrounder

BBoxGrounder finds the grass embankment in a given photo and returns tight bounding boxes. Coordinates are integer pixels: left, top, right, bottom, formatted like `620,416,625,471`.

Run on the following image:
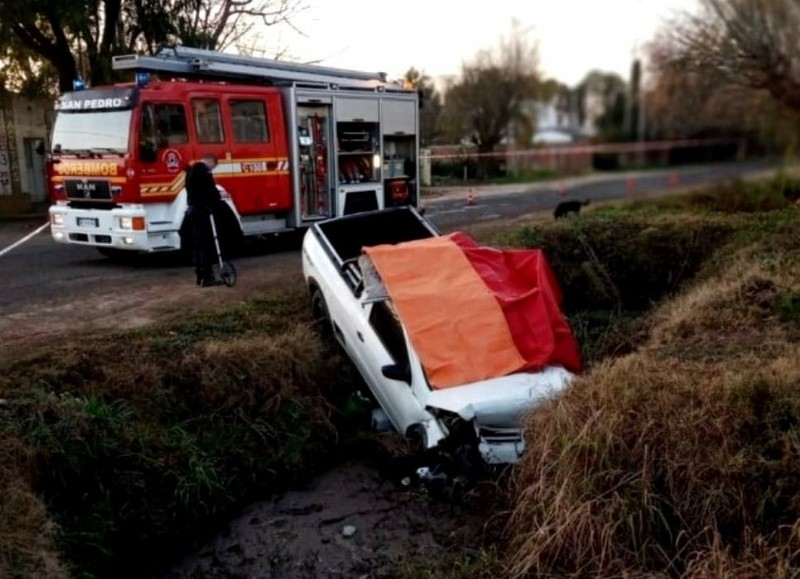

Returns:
389,175,800,578
0,289,355,578
505,176,800,577
1,175,798,578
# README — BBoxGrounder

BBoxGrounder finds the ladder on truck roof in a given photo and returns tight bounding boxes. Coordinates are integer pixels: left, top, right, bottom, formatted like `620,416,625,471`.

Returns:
112,45,410,92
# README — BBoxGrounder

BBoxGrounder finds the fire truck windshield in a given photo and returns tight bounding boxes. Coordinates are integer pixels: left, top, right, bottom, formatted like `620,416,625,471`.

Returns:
51,110,131,155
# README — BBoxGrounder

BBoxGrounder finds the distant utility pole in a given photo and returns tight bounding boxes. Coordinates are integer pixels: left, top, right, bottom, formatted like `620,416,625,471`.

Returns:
634,0,646,167
625,49,637,140
637,69,646,164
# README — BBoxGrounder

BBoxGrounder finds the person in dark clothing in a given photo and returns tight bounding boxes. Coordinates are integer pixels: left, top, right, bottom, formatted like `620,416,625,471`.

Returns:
186,154,224,286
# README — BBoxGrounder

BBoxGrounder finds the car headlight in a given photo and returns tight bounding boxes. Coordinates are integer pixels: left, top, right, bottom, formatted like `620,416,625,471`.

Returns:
51,212,64,226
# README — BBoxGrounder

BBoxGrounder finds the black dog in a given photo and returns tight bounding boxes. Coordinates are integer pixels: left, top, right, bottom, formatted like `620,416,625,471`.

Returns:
554,199,590,219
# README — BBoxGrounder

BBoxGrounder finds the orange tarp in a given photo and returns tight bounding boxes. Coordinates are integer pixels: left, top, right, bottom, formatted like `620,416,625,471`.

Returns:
364,234,527,389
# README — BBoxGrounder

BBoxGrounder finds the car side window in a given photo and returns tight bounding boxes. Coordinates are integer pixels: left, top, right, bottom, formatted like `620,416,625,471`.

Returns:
368,301,410,369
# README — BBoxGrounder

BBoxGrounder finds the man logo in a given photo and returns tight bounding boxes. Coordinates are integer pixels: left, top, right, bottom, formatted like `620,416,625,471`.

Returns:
75,179,97,198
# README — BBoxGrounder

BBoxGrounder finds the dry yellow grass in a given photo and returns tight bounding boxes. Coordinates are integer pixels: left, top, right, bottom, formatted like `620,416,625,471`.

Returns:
507,216,800,577
0,439,66,578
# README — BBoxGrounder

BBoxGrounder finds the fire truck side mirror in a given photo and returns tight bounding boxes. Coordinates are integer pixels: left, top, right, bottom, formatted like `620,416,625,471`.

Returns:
35,141,46,156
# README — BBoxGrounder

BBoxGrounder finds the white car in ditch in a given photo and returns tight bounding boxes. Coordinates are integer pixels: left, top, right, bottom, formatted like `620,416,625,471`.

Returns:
301,207,579,474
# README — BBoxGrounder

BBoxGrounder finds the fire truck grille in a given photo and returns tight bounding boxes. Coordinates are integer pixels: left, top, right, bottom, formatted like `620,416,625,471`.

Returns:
65,179,112,201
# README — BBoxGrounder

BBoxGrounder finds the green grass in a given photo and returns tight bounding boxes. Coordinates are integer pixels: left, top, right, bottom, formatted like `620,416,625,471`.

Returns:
0,286,358,578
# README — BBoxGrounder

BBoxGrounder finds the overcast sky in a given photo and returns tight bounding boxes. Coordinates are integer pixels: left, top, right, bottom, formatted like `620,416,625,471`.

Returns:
255,0,700,87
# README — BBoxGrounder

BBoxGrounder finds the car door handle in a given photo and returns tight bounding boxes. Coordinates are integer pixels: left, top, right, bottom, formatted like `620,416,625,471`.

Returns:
356,331,364,342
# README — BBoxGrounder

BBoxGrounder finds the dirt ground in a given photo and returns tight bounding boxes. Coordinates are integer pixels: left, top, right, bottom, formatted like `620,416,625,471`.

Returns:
0,246,303,363
164,462,482,579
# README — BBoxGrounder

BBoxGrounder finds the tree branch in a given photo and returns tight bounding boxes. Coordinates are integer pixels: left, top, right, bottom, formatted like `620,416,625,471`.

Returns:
100,0,122,56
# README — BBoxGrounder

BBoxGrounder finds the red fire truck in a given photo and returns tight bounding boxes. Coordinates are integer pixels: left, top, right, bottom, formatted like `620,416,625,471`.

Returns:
46,46,420,256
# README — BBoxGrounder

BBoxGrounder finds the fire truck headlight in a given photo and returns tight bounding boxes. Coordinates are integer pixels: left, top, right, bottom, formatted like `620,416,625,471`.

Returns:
119,216,144,230
122,236,134,245
51,212,64,226
53,231,65,240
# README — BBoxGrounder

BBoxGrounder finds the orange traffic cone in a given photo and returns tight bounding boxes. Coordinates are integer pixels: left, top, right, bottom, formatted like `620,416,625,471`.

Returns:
626,177,636,196
466,188,476,206
668,172,680,187
558,182,566,196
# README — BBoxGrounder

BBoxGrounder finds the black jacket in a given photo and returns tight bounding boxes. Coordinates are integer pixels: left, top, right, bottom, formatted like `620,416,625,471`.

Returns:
186,161,221,208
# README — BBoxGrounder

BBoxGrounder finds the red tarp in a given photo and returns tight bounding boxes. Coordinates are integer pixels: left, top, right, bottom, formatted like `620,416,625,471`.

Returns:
362,233,581,390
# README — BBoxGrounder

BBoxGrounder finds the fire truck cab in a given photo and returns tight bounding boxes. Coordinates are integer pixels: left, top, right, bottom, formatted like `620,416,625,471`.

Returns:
47,46,420,255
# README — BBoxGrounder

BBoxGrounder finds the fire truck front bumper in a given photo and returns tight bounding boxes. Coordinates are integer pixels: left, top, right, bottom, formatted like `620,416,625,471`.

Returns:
49,205,181,252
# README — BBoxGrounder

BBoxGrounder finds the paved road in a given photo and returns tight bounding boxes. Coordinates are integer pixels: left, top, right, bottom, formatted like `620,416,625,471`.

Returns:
0,159,783,315
425,158,779,229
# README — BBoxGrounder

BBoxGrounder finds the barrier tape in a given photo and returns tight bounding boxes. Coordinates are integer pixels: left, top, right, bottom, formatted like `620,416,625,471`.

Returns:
422,138,744,160
0,222,50,258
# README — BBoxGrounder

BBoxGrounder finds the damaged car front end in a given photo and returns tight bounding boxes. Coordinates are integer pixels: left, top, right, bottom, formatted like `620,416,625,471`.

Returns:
396,336,573,477
301,208,581,494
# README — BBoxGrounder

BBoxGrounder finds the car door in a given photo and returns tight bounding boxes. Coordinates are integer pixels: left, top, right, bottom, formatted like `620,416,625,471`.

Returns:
356,299,423,433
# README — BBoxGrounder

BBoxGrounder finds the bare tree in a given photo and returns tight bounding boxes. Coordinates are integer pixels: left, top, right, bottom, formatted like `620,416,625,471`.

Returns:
0,0,303,93
439,19,540,176
672,0,800,113
131,0,304,54
645,30,747,139
404,67,443,146
646,25,799,151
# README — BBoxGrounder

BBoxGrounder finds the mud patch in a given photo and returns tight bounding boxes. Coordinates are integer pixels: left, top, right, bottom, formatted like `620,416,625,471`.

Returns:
165,462,472,579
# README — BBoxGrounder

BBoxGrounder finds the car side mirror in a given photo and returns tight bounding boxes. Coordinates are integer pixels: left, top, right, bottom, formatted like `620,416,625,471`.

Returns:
381,363,411,384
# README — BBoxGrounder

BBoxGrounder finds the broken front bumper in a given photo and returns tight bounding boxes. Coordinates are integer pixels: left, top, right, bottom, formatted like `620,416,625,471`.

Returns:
476,425,526,464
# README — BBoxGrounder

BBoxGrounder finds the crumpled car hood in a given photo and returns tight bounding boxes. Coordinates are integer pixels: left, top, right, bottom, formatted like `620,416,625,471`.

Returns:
422,366,573,426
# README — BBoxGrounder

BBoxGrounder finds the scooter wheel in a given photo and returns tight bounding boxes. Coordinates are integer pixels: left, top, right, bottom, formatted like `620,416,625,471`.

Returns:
220,262,237,287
